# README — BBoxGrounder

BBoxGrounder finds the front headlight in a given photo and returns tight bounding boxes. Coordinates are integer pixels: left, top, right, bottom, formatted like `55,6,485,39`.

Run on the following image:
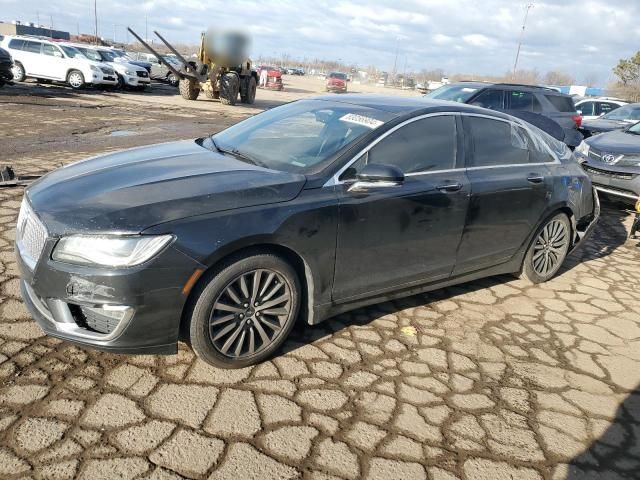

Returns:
90,65,100,72
575,140,590,157
52,235,173,267
125,70,136,76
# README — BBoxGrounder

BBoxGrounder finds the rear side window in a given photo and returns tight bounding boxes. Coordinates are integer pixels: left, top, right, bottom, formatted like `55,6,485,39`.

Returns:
508,91,542,113
544,95,576,112
8,39,25,50
470,89,503,110
577,102,595,116
366,115,457,173
466,117,530,167
23,41,42,54
599,102,619,116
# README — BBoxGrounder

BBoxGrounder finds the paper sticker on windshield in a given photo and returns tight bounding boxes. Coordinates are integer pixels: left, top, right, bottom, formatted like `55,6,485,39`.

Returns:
339,113,384,129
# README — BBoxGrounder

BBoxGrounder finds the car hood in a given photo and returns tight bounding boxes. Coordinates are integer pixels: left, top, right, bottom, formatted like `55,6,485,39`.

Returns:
587,129,640,154
110,61,144,73
26,140,306,235
583,118,632,132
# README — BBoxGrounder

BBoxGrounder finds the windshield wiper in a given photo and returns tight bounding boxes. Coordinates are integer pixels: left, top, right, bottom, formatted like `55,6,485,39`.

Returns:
209,137,268,168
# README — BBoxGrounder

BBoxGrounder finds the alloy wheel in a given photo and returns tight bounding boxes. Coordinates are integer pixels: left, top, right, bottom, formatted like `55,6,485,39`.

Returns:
68,72,83,89
532,219,568,276
209,269,292,358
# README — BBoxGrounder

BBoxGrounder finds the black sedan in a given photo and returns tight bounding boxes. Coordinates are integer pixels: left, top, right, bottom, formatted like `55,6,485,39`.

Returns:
16,96,599,368
0,47,13,87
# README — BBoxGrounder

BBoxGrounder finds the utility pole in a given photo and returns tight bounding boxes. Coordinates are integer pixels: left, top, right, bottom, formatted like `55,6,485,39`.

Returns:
145,15,148,42
392,37,399,79
93,0,99,44
512,2,534,78
113,23,116,43
36,11,40,26
50,14,53,37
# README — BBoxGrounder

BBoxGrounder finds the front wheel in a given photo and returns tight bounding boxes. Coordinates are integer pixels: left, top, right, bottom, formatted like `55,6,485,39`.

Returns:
220,73,239,105
521,213,571,283
188,253,301,368
67,70,85,90
179,78,200,100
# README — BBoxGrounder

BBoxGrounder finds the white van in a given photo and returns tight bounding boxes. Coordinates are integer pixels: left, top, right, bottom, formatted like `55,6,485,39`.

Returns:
64,43,150,90
0,35,117,89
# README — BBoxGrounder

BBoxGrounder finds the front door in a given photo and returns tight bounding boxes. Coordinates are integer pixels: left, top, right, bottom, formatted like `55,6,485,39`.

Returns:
332,114,470,301
454,114,554,274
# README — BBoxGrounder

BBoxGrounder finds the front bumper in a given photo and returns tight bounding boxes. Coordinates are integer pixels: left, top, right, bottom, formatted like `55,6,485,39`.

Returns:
124,74,151,87
17,240,202,355
581,161,640,204
91,72,118,86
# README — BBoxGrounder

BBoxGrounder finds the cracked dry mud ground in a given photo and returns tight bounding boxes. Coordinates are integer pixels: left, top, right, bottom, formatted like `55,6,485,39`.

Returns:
1,85,640,480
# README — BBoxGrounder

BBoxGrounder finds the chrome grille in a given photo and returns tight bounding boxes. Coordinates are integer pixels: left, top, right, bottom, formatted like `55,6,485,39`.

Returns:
16,198,47,269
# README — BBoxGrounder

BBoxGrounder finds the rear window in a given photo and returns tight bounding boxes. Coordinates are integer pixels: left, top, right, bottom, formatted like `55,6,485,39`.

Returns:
544,95,576,113
8,39,25,50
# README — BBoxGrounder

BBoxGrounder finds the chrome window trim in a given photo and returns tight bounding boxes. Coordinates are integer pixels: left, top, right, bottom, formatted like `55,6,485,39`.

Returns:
324,111,563,187
460,112,561,166
324,112,460,187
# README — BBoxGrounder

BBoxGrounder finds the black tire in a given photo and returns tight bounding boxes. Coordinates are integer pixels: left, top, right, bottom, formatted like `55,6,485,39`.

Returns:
11,62,25,82
220,73,239,105
521,213,571,283
115,74,125,90
179,78,200,100
67,70,85,90
188,252,301,368
240,76,257,104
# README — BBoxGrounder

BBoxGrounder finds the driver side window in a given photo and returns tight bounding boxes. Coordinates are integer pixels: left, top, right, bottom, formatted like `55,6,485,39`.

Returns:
345,115,457,179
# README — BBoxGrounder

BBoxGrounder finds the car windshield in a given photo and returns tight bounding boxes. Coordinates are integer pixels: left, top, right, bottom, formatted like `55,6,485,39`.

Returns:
100,50,117,62
76,48,102,62
212,100,394,173
602,104,640,121
626,122,640,134
329,73,347,80
60,46,84,59
425,84,480,103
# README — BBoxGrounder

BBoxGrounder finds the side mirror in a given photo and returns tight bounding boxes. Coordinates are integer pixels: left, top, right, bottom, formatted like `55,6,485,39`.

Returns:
348,163,404,192
54,51,63,58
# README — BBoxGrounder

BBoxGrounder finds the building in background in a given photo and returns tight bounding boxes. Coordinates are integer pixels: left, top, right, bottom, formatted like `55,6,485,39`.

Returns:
0,20,70,40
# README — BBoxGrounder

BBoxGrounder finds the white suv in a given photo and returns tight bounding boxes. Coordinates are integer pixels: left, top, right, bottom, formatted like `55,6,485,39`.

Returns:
0,35,117,89
575,97,628,121
64,43,150,90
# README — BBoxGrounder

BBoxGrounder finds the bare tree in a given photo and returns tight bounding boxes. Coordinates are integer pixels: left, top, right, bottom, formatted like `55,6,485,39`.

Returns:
543,70,575,86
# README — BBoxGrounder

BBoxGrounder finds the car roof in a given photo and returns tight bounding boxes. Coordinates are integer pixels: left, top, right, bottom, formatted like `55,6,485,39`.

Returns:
450,81,567,95
310,94,514,118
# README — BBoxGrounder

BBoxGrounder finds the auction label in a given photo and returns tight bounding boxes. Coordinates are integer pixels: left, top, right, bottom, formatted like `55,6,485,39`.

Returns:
340,113,384,129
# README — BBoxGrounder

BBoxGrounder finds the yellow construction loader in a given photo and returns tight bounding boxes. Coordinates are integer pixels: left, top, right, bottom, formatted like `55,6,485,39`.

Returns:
128,27,257,105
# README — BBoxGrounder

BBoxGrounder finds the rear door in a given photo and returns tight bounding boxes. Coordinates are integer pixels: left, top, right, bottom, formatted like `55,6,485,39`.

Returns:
539,93,582,147
19,40,44,76
454,114,554,275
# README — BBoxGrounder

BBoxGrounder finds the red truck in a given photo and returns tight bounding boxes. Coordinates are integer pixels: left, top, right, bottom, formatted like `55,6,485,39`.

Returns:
326,72,348,93
257,65,283,91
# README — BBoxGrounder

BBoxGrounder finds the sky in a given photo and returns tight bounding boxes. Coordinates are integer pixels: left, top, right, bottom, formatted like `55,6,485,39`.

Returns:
1,0,638,85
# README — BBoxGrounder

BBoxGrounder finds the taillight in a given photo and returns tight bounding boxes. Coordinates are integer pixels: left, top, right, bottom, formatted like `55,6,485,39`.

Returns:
572,114,582,128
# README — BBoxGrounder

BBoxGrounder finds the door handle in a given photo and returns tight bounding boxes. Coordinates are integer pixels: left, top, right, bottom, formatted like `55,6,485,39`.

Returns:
436,182,463,192
527,174,545,184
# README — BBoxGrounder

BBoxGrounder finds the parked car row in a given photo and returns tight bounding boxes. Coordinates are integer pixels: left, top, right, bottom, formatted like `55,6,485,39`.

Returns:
0,35,176,91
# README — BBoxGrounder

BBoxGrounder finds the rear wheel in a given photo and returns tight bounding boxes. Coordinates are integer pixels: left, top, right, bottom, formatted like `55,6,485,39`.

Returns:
188,253,300,368
67,70,85,89
11,62,25,82
220,73,239,105
521,213,571,283
240,76,257,104
179,78,200,100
